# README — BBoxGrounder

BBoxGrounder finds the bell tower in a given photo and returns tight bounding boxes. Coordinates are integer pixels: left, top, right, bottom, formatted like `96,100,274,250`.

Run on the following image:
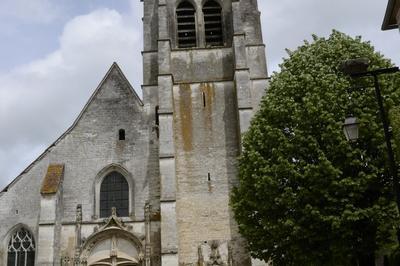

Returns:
141,0,268,265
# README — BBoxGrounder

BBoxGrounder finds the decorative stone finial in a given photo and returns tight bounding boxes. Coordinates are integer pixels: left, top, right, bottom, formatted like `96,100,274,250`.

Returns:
76,204,82,223
198,240,229,266
208,241,224,266
144,202,151,222
138,252,145,261
111,207,117,217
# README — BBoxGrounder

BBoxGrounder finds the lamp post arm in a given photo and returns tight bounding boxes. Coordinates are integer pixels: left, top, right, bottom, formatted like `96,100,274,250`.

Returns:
373,74,400,242
350,67,400,78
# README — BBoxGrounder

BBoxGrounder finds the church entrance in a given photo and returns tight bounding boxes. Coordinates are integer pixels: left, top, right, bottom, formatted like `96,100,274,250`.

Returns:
61,207,145,266
85,234,141,266
76,209,145,266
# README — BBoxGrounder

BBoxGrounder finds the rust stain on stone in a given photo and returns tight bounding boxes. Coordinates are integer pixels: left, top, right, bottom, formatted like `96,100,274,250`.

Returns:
151,211,161,221
200,82,215,131
179,84,193,151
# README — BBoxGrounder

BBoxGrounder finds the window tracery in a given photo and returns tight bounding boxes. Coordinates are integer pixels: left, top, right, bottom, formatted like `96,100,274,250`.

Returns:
7,228,35,266
100,171,129,218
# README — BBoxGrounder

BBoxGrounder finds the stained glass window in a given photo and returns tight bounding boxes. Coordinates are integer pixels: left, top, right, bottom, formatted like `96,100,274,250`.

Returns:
100,171,129,218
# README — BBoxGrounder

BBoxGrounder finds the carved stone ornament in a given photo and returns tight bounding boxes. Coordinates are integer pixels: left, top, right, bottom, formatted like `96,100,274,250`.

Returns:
111,206,117,216
61,256,71,266
76,204,82,223
144,202,151,222
71,207,146,266
60,256,87,266
101,207,125,229
198,240,230,266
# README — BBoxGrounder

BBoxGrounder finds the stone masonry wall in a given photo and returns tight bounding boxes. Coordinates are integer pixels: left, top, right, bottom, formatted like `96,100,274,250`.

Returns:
173,81,251,265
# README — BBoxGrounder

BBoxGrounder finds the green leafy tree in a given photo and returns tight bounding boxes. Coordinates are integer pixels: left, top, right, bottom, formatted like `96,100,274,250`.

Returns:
231,31,400,265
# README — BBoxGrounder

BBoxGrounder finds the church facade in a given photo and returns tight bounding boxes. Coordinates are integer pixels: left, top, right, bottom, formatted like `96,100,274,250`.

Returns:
0,0,269,265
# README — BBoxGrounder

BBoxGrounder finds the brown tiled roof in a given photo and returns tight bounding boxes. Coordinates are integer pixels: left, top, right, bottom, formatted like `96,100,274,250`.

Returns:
40,164,64,195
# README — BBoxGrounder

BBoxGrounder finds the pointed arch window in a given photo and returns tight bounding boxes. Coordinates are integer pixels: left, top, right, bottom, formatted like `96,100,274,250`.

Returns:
203,0,223,47
100,171,129,218
176,1,197,48
7,228,35,266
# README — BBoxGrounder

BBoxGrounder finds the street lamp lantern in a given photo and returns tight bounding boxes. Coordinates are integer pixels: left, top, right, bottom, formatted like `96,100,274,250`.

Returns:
343,117,359,142
339,57,399,78
339,58,370,76
339,58,400,244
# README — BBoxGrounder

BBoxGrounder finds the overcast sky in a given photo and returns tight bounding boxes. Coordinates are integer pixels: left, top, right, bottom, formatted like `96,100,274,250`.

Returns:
0,0,399,190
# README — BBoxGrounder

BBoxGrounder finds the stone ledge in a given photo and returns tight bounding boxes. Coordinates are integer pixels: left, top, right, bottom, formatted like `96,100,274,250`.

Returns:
161,248,178,255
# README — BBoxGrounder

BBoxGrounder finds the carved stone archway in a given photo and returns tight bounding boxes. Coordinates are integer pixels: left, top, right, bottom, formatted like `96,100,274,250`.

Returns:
77,209,145,266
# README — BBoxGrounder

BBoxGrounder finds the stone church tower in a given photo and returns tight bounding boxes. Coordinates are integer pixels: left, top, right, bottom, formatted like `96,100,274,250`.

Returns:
0,0,268,266
141,0,268,265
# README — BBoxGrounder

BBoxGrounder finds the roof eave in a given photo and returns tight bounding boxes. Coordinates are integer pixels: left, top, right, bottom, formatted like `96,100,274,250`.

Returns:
382,0,399,30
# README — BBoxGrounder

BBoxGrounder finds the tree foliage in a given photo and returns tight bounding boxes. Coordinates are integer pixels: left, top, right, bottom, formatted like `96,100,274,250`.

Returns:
231,31,400,265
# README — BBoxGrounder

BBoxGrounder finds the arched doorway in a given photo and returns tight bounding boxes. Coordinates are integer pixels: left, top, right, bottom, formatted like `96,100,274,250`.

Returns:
79,211,144,266
86,234,140,266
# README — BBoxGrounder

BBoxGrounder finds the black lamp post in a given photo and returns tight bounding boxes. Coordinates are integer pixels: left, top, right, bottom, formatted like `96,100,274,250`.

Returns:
340,58,400,243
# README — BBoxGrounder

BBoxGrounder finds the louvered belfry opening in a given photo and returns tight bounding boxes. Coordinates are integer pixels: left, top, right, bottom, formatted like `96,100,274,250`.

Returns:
177,1,197,48
203,0,223,47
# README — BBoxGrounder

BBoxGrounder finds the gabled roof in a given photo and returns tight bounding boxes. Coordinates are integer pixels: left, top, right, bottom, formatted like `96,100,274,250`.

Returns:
1,63,143,193
382,0,400,30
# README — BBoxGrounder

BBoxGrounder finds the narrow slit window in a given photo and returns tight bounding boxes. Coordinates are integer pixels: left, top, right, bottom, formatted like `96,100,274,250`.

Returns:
155,106,160,138
202,92,206,107
177,1,197,48
155,106,159,127
119,129,125,140
203,0,223,47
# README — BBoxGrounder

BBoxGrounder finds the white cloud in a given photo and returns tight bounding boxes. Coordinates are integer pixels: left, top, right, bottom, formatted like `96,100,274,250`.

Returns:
0,8,143,189
260,0,400,73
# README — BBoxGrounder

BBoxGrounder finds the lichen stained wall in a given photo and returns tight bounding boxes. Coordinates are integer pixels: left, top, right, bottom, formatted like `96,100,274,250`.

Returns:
173,81,242,265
